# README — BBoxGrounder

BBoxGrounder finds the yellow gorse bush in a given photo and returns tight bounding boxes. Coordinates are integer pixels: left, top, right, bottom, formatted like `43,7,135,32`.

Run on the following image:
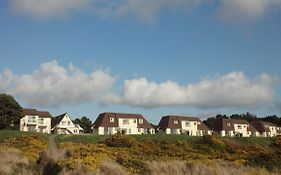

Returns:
1,135,48,162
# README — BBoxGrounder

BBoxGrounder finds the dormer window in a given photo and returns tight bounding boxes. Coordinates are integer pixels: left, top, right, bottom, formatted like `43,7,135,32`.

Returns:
174,120,178,124
227,123,231,127
139,119,143,124
198,122,201,125
110,117,114,122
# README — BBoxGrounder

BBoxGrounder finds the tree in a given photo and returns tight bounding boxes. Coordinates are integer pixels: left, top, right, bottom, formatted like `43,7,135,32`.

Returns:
0,94,23,129
261,115,281,126
73,116,92,133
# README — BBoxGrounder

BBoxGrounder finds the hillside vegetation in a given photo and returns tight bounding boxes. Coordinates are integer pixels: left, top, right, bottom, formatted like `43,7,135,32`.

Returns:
1,130,281,175
57,134,281,174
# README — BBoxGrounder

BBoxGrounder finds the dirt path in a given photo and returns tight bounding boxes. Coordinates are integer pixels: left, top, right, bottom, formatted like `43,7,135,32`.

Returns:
48,134,58,150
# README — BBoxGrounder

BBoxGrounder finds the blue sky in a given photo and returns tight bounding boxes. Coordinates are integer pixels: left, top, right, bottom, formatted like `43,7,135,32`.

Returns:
0,0,281,123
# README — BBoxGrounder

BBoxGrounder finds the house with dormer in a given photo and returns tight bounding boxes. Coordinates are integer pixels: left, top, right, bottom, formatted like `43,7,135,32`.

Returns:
211,118,253,137
92,112,155,135
250,120,281,137
51,113,83,134
20,108,52,134
158,115,211,136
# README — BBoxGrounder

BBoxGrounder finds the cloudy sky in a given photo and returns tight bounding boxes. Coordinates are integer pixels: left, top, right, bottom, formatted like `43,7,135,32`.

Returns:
0,0,281,123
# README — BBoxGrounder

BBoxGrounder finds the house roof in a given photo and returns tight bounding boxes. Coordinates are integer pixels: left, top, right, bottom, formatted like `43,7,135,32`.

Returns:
92,112,153,129
248,124,258,133
51,113,67,128
22,108,52,118
158,115,210,131
212,118,250,132
250,120,277,133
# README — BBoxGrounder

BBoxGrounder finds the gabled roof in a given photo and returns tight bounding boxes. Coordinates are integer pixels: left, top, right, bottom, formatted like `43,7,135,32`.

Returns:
22,108,52,118
211,118,249,132
158,115,210,131
93,112,153,129
51,113,67,128
250,120,275,133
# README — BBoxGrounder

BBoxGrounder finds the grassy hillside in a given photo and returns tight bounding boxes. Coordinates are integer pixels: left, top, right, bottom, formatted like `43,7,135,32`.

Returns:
0,131,280,175
56,134,280,174
0,129,49,140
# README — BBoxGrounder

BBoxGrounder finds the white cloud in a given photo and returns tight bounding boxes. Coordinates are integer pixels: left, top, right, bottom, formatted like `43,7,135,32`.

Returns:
8,0,281,23
103,72,278,109
8,0,207,22
9,0,91,19
0,60,114,108
217,0,281,23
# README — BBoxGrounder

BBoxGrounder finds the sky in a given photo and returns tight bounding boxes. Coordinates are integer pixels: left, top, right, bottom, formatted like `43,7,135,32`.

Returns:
0,0,281,124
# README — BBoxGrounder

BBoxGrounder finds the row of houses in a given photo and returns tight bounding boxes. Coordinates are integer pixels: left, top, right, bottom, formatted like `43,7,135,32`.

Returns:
20,109,83,134
20,109,281,137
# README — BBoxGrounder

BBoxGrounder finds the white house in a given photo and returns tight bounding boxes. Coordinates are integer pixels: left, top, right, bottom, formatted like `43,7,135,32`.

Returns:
51,113,84,134
20,108,52,134
158,115,211,136
211,118,252,137
250,120,281,137
92,112,155,135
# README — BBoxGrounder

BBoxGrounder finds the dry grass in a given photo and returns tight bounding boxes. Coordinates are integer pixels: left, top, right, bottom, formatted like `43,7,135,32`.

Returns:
0,146,33,175
146,160,278,175
94,160,128,175
60,160,127,175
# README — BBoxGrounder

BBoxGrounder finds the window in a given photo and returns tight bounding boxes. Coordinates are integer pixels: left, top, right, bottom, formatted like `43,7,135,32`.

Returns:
28,116,36,123
134,119,137,123
138,128,141,133
61,121,66,126
194,122,197,125
139,119,143,124
227,123,231,127
68,121,71,126
174,120,178,124
238,125,242,129
198,122,201,125
185,122,190,127
110,117,114,123
123,119,129,125
38,118,44,124
128,129,131,134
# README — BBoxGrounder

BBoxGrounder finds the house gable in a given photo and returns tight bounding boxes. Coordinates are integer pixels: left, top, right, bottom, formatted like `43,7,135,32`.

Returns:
158,115,210,131
93,112,153,129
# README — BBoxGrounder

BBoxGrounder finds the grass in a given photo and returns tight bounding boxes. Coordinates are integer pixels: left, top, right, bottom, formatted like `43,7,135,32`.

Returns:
0,129,49,141
56,134,106,144
56,133,201,144
223,136,274,145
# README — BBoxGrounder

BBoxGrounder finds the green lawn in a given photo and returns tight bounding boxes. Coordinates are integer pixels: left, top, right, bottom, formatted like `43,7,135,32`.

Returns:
56,134,202,144
56,134,107,144
223,136,274,145
56,133,275,146
0,129,49,141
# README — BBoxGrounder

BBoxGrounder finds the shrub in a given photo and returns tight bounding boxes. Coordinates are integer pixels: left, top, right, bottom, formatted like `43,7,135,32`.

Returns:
102,135,136,148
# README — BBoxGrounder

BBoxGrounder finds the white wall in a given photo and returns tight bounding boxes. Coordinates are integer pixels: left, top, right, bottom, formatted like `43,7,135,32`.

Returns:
53,114,82,134
233,124,250,137
20,115,51,134
181,120,198,136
